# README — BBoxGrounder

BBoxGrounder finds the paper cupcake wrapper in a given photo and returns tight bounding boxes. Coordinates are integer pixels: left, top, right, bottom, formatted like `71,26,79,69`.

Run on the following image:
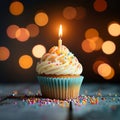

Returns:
37,76,84,100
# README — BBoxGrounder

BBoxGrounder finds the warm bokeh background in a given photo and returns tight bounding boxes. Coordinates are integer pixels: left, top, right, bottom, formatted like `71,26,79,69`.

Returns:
0,0,120,83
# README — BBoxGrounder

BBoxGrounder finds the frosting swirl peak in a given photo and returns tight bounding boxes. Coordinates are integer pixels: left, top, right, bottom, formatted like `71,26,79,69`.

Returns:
36,45,83,75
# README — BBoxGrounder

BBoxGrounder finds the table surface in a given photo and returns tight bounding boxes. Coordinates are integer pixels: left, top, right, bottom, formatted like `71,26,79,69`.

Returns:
0,83,120,120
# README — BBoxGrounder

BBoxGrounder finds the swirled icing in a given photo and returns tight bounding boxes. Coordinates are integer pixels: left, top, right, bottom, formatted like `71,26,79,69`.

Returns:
36,45,83,75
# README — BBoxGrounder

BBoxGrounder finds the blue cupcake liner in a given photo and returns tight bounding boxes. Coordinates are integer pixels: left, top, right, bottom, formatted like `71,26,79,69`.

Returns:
37,76,84,99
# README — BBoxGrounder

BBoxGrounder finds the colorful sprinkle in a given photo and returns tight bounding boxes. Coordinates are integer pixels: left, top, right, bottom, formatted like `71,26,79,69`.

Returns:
101,97,106,100
22,95,101,108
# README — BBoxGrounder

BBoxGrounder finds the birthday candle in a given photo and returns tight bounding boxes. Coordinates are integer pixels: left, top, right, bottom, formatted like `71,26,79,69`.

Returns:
58,24,62,53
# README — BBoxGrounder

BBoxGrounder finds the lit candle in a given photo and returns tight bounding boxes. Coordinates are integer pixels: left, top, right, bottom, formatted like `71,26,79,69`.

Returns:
58,24,62,53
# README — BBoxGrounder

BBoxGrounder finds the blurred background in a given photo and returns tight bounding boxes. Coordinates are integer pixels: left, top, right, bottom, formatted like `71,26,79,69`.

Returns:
0,0,120,83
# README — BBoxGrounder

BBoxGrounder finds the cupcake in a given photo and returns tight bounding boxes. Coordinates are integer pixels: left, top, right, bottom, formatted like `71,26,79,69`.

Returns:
36,45,83,100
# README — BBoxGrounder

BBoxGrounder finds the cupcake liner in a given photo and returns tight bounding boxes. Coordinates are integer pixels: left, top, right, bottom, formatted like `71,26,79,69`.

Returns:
37,76,84,100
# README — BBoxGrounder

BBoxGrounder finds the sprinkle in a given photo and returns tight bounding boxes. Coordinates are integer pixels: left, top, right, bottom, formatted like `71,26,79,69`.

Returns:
101,97,106,100
89,96,99,104
96,91,102,97
108,93,112,96
112,98,115,101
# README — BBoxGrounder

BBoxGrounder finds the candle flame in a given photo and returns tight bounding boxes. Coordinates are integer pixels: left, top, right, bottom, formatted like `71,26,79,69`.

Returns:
59,24,62,37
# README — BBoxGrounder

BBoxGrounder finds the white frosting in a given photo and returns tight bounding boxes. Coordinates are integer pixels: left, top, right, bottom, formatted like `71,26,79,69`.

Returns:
36,45,83,75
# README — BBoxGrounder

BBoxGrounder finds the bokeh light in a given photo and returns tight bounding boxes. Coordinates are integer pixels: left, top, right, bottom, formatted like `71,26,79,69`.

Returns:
81,37,103,53
15,28,30,42
93,60,105,74
93,0,107,12
81,39,96,53
75,7,86,20
0,47,10,61
93,37,103,51
34,12,48,26
32,44,46,58
7,25,19,39
102,41,116,55
108,22,120,37
26,24,40,38
97,63,112,78
104,67,115,80
9,1,24,16
85,28,99,39
63,6,77,20
19,55,33,69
